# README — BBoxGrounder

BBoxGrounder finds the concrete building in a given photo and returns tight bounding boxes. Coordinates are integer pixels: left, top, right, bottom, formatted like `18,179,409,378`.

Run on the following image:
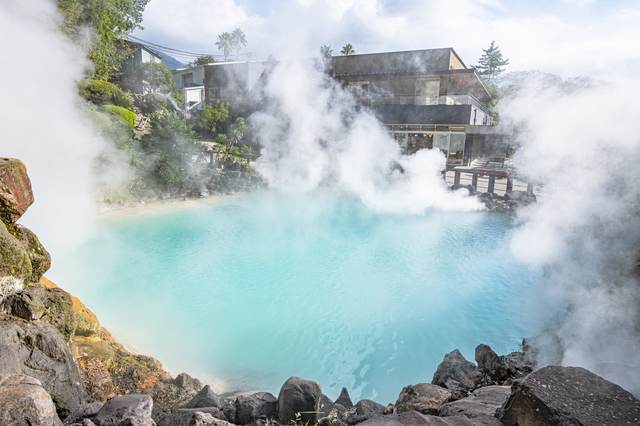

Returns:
115,42,164,94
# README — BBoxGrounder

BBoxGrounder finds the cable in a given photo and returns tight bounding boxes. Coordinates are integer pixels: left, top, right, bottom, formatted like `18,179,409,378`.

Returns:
126,35,255,62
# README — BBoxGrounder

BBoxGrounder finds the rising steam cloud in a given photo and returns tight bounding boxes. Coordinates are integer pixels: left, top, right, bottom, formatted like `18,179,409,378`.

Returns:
504,75,640,396
252,59,482,213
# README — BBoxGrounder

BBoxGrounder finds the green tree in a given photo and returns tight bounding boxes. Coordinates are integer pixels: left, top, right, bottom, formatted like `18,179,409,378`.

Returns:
189,55,216,67
140,112,200,185
136,62,173,93
230,28,247,60
320,45,333,58
197,100,230,133
475,41,509,82
216,32,233,62
57,0,150,80
340,43,355,56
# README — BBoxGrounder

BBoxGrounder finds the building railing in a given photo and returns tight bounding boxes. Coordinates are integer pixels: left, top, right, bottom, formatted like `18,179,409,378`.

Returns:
368,93,492,116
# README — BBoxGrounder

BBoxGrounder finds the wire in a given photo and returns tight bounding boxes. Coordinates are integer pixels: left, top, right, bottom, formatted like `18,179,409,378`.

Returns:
126,35,255,62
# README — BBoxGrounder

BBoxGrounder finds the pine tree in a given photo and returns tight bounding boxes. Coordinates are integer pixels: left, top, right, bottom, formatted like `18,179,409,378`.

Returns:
475,41,509,82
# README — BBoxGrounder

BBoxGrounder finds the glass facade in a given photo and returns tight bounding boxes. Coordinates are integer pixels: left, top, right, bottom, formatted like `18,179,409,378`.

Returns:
391,124,467,164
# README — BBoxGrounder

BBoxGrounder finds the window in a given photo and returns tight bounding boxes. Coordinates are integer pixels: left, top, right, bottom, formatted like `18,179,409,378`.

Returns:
181,73,194,87
414,79,440,105
209,87,225,100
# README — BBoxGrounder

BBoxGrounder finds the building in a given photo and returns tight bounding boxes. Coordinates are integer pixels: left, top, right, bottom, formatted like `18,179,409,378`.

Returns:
328,48,511,165
172,66,206,112
115,42,164,94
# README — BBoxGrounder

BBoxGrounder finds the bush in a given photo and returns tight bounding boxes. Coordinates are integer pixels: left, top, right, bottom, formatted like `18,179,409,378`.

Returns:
78,79,125,105
86,110,113,132
111,91,135,109
141,93,167,114
102,105,137,128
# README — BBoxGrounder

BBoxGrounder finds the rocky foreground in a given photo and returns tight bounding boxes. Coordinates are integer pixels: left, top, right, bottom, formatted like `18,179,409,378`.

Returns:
2,157,639,425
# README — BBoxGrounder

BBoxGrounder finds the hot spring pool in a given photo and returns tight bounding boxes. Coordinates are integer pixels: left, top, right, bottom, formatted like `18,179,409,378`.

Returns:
51,190,541,404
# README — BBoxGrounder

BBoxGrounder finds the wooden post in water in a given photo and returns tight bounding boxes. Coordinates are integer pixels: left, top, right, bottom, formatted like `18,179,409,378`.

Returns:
506,177,513,193
471,173,478,189
488,176,496,194
454,171,461,186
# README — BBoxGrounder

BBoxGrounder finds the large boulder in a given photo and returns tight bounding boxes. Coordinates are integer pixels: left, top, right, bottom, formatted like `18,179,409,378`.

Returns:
432,350,483,391
0,158,34,226
475,345,532,385
498,365,640,425
357,411,502,425
439,386,510,418
173,373,203,394
233,392,278,425
0,374,62,426
14,225,51,283
155,407,224,426
0,220,32,282
63,401,104,425
277,376,322,425
93,394,153,426
335,387,354,408
182,385,221,409
0,319,83,418
395,383,451,415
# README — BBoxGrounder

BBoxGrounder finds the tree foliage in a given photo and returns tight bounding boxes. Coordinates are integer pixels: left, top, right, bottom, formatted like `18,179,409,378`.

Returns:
216,32,233,62
197,100,230,133
320,45,333,58
136,62,173,93
475,41,509,82
140,112,200,185
231,28,247,60
341,43,355,56
189,55,216,67
57,0,150,80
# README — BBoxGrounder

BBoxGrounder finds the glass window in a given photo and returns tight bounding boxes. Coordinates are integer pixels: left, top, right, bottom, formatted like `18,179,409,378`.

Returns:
434,133,449,158
394,132,407,152
415,79,440,105
448,133,466,164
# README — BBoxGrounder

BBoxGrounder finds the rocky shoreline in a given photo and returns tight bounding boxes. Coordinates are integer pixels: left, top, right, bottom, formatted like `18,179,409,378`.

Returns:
2,157,638,425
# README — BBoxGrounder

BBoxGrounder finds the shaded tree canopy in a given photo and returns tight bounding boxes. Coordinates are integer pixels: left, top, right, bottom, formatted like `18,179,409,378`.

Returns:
58,0,150,80
340,43,355,56
189,55,216,67
320,45,333,58
475,41,509,82
136,62,172,93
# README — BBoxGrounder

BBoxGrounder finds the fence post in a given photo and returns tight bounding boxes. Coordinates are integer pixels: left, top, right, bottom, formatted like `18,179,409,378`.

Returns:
527,183,534,193
506,177,513,193
488,176,496,194
471,173,478,189
454,171,461,186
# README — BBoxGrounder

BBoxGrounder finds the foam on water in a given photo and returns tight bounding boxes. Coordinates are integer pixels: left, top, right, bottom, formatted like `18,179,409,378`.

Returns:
51,190,541,404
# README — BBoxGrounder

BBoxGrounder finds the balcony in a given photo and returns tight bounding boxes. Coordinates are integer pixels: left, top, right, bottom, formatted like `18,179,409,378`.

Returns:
371,93,491,116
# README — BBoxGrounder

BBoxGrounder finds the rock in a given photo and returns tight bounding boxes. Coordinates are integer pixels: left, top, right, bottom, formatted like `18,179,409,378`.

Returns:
93,394,153,426
173,373,203,393
498,365,640,425
318,394,334,417
335,387,354,408
117,418,156,426
357,411,502,425
439,386,510,418
156,408,224,426
395,383,451,415
183,385,221,409
63,402,104,425
432,350,483,391
0,319,83,418
507,190,536,205
187,412,233,426
474,345,510,384
0,220,32,282
357,399,385,418
383,404,394,415
233,392,277,425
277,376,322,425
0,374,63,426
450,184,476,195
0,158,34,226
14,225,51,282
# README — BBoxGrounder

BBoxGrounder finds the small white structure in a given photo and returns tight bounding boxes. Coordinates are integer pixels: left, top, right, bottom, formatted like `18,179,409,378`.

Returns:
184,86,205,111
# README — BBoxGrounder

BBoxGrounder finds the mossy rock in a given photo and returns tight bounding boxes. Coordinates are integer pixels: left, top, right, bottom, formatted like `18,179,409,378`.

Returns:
78,79,126,105
101,104,137,128
87,109,113,133
13,224,51,283
0,157,34,227
0,220,32,282
40,277,100,338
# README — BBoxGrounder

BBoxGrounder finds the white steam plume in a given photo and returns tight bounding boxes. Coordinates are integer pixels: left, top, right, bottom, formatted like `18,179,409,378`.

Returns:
252,59,482,213
0,0,110,257
505,75,640,396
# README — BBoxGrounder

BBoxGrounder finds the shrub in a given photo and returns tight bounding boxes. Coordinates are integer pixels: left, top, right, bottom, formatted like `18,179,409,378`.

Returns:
102,105,137,128
78,79,125,105
86,110,113,132
141,93,167,114
111,91,135,109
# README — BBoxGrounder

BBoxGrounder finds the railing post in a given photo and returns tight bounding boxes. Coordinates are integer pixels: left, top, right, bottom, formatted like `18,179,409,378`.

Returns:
506,177,513,193
488,175,496,194
454,171,461,186
527,183,534,193
471,173,478,189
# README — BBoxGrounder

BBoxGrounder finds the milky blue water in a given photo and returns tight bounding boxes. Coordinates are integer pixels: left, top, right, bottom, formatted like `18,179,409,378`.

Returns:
53,190,541,404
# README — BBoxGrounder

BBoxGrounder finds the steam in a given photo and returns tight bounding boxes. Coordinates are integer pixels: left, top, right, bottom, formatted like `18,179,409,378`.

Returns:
503,75,640,395
252,59,482,213
0,0,105,256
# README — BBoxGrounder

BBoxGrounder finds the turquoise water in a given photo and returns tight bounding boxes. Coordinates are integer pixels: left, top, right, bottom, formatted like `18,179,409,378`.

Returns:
52,190,540,404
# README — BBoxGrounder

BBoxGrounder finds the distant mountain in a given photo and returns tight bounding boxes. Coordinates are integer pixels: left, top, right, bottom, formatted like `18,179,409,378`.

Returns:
162,53,185,70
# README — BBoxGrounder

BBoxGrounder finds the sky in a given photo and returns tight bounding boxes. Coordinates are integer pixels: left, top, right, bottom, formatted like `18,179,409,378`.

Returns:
132,0,640,79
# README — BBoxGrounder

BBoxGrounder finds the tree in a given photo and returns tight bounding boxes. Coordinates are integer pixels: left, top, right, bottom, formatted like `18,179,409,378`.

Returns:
57,0,150,80
196,100,230,133
340,43,355,56
230,28,247,60
189,55,216,67
136,62,172,93
216,32,233,62
320,45,333,58
475,41,509,82
140,112,200,185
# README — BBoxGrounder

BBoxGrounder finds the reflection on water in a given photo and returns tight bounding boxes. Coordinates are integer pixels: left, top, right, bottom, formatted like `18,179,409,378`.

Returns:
51,190,541,404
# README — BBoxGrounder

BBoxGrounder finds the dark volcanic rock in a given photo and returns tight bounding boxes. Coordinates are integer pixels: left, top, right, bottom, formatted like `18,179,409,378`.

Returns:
93,394,153,426
355,399,385,421
233,392,277,425
475,345,512,384
439,386,510,418
498,365,640,425
335,387,354,408
277,376,322,425
432,350,483,391
0,374,63,426
173,373,203,394
63,401,104,425
0,319,83,418
358,411,501,425
183,385,221,409
156,407,224,426
395,383,451,415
